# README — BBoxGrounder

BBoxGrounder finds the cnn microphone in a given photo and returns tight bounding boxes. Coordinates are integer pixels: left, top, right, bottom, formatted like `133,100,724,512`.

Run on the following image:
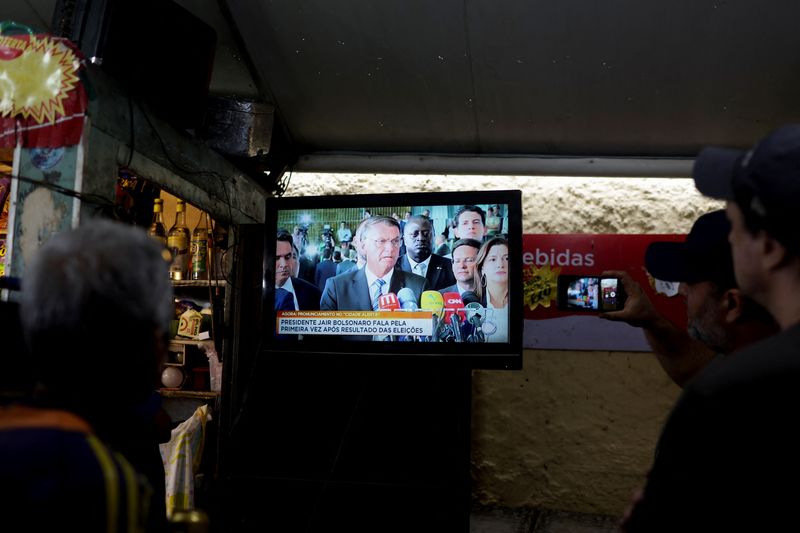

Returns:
442,292,465,343
420,290,444,342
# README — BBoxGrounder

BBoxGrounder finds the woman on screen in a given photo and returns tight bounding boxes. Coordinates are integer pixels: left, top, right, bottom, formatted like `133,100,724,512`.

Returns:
474,237,509,343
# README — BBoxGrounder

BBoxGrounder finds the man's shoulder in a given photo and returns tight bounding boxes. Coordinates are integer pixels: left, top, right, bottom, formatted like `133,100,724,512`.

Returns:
328,268,363,286
395,268,425,285
439,284,457,294
336,261,355,274
430,253,452,265
292,276,322,295
686,327,800,399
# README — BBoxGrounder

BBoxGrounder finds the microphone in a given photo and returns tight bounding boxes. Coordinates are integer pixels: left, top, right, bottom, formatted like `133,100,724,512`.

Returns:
420,290,444,342
397,287,419,311
378,292,400,312
442,292,466,324
378,292,399,341
442,292,465,343
450,313,463,342
465,302,486,326
396,287,420,341
378,292,400,311
465,301,486,342
461,291,480,306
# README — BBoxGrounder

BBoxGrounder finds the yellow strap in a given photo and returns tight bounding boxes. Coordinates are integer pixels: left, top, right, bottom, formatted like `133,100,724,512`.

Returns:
86,433,120,533
114,450,144,533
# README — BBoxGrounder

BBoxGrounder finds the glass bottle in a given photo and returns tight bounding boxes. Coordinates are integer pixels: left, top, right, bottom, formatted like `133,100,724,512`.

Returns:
191,211,209,280
168,199,191,280
211,222,228,280
147,198,167,248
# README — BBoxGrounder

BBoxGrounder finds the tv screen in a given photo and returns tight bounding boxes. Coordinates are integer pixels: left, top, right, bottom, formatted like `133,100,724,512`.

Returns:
262,190,522,369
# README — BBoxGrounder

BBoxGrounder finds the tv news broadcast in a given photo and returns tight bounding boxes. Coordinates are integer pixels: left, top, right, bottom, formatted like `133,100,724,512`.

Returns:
263,190,522,367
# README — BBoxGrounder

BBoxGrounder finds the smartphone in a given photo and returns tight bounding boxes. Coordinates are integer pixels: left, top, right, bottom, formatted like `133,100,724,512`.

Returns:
556,275,627,312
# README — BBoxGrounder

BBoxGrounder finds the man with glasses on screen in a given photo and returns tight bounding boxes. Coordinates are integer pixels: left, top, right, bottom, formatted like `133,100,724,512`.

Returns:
320,216,427,324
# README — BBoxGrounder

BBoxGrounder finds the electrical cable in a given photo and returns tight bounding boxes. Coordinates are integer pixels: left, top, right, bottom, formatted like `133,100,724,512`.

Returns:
11,172,117,212
124,91,135,169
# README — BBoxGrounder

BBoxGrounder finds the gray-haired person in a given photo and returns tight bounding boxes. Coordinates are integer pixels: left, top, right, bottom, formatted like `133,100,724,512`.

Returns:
4,219,172,531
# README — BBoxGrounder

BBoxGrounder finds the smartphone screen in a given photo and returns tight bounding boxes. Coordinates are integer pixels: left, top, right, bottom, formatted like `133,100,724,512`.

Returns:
558,276,625,312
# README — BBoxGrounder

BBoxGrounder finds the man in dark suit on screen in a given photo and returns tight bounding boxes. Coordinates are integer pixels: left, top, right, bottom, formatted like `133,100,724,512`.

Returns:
396,215,456,291
314,246,338,291
438,238,481,297
320,216,426,324
275,232,321,311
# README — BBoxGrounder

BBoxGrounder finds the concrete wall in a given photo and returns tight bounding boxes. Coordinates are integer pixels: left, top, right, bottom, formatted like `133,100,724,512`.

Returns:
284,173,722,517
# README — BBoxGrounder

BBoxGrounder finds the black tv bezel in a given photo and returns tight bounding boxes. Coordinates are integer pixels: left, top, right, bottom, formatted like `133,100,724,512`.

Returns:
262,189,523,370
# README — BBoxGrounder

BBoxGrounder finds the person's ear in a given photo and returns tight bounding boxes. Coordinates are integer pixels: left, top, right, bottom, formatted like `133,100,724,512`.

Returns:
762,233,789,271
722,288,744,324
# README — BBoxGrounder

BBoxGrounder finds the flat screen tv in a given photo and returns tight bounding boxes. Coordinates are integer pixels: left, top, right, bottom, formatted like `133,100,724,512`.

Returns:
262,190,522,369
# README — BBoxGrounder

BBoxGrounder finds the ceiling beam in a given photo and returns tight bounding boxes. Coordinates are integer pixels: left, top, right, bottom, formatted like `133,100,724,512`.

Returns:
295,153,694,178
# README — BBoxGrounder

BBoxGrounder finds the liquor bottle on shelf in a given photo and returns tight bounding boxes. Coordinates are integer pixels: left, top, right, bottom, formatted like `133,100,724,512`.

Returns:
191,211,209,280
211,222,228,280
168,199,191,280
147,198,167,248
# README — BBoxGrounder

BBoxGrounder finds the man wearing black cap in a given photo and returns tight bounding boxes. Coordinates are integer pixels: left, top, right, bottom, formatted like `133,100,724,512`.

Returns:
602,210,776,387
623,125,800,532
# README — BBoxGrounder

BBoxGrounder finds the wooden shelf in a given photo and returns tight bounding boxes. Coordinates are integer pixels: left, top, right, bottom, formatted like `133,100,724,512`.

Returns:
171,279,226,288
159,389,219,400
169,338,213,346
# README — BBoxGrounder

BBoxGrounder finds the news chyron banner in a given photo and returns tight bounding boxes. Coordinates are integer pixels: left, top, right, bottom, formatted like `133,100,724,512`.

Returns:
522,234,686,351
277,310,433,337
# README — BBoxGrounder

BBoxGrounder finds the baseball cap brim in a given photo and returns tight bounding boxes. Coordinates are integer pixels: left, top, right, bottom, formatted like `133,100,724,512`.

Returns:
645,242,701,283
644,210,735,286
693,146,744,201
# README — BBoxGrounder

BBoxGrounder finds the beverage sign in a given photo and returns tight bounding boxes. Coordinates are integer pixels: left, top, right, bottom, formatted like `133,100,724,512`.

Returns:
522,234,686,351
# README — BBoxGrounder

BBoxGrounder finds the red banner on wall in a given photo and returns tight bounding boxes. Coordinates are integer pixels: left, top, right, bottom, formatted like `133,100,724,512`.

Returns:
521,234,686,351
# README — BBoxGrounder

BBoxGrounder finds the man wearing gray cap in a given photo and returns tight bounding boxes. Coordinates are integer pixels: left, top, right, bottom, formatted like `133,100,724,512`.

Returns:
623,125,800,532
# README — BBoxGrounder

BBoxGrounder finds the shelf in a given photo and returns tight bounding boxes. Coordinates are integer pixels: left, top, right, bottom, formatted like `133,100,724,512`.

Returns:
159,389,219,400
169,338,213,346
171,279,226,288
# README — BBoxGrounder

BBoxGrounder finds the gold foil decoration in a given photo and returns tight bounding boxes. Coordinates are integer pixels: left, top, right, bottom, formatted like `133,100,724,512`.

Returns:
0,34,80,123
523,262,560,310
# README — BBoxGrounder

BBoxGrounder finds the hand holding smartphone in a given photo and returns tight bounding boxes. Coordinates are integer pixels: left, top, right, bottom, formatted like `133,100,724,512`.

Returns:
556,275,627,312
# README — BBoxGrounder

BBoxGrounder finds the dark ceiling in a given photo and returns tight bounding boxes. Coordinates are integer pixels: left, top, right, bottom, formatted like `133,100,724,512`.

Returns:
223,0,800,166
9,0,800,176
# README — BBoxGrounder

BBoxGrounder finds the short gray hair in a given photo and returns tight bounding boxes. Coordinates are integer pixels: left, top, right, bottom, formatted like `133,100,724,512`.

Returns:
361,215,400,237
20,219,172,408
